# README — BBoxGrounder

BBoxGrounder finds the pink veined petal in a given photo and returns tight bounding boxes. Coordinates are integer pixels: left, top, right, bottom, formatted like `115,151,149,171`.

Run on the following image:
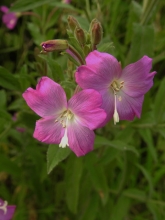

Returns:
99,89,114,125
33,116,65,144
75,66,110,91
68,89,107,129
22,77,67,117
85,50,122,80
123,71,156,97
121,56,156,97
67,121,95,157
0,6,9,13
116,91,144,120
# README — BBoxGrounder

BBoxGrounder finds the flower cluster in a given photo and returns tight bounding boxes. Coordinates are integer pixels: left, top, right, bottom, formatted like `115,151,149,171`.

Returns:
23,17,156,157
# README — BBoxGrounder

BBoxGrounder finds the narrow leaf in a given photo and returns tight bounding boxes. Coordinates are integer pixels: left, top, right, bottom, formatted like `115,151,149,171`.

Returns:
0,66,21,91
47,144,71,174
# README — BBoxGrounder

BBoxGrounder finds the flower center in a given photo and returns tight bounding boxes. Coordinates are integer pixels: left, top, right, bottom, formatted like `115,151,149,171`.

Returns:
110,80,124,125
0,200,8,215
56,110,73,148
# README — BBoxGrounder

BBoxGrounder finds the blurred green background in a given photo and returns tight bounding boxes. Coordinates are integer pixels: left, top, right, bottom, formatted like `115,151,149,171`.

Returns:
0,0,165,219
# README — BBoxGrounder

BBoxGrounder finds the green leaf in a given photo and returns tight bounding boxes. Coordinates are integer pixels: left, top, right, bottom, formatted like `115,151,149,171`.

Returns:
0,154,21,177
65,155,83,214
27,23,45,46
97,42,114,53
85,153,109,204
80,194,99,220
47,144,71,174
10,0,55,12
110,196,131,220
95,135,139,156
138,129,158,163
125,1,142,44
39,55,64,82
0,109,12,121
128,23,154,63
19,111,39,129
0,66,21,91
0,90,6,108
136,163,154,196
154,77,165,123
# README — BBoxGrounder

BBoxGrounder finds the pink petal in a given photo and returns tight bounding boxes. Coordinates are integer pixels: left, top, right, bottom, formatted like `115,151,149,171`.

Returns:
116,91,144,120
121,56,156,97
67,121,95,157
68,89,107,129
0,198,16,220
75,66,110,91
22,77,67,117
99,89,114,124
0,6,9,13
33,116,65,144
0,206,16,220
85,50,122,80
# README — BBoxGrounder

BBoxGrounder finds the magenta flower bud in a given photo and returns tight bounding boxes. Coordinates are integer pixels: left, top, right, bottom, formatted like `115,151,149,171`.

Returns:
0,6,19,30
67,15,80,32
75,27,86,46
41,40,69,52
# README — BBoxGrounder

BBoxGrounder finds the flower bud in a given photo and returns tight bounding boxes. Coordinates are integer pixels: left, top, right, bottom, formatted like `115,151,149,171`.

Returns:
40,40,69,52
90,19,103,46
67,15,80,32
74,27,86,46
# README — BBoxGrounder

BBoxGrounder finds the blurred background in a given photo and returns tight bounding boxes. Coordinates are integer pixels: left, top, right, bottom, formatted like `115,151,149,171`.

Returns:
0,0,165,219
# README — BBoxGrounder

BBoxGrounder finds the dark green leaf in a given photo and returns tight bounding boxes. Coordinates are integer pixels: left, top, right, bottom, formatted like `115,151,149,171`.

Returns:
65,155,83,213
0,66,21,91
47,144,71,174
128,24,154,63
85,153,109,204
154,77,165,123
10,0,55,12
0,154,21,177
95,135,139,156
139,129,158,162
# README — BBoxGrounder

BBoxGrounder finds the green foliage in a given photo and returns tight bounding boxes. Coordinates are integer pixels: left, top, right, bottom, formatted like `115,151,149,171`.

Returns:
0,0,165,220
47,144,71,174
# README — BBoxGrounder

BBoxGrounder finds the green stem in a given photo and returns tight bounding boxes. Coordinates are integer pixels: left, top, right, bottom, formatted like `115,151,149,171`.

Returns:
68,44,85,65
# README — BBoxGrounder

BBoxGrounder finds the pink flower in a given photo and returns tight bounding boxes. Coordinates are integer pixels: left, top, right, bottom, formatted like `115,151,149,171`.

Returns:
0,6,18,29
75,51,156,125
22,77,106,157
0,198,16,220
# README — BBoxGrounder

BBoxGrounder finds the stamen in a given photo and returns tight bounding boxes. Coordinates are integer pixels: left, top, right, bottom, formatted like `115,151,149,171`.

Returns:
0,200,8,214
59,129,69,148
113,93,119,125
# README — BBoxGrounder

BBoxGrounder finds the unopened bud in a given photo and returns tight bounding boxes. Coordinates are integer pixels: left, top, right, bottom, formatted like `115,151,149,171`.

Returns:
40,40,68,52
90,19,103,46
67,15,80,32
75,27,86,46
